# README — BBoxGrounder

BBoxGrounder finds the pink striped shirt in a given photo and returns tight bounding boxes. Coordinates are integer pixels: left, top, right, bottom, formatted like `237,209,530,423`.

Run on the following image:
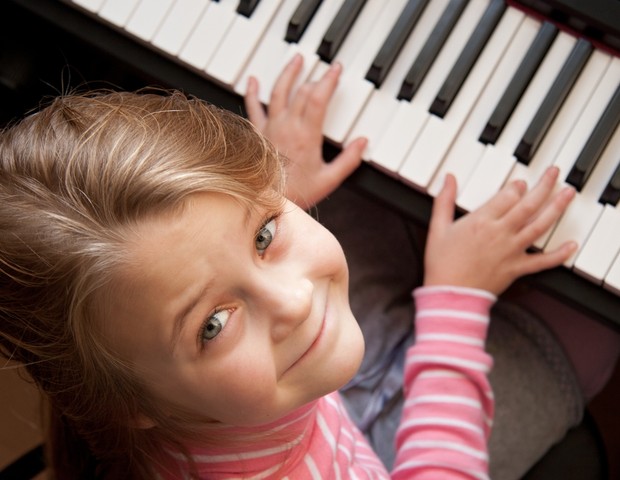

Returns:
156,286,495,479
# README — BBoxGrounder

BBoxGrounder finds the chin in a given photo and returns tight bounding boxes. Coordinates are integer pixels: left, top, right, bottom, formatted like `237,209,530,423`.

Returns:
327,317,366,392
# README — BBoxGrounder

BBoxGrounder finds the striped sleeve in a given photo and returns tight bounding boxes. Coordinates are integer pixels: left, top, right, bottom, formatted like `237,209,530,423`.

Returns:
392,286,495,480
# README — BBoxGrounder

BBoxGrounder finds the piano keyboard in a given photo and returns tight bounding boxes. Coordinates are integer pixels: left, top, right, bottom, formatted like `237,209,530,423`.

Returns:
11,0,620,322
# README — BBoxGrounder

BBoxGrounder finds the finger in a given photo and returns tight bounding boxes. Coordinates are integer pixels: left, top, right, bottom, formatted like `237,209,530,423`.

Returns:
304,62,342,126
428,174,457,237
244,76,267,131
322,137,366,186
270,54,304,115
503,166,561,228
517,241,578,276
289,82,312,118
515,184,575,248
475,179,527,220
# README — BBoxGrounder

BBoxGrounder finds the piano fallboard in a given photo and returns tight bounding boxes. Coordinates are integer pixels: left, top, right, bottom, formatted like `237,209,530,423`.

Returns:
2,0,620,330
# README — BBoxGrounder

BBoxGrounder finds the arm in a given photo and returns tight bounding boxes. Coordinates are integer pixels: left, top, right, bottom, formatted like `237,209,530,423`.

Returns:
393,286,495,479
244,54,367,209
393,170,576,479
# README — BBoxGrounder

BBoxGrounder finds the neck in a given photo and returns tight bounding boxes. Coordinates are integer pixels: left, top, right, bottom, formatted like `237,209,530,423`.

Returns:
165,400,319,476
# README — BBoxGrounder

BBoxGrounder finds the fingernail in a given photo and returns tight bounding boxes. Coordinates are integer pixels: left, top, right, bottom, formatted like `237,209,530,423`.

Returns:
512,179,527,193
562,186,576,199
547,165,559,177
289,53,302,67
330,61,342,73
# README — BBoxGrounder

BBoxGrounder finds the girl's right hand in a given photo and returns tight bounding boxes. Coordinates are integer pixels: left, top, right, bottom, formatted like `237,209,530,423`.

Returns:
244,54,366,210
423,166,577,296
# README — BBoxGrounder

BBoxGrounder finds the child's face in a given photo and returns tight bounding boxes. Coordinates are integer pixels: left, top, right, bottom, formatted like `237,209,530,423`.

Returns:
105,193,364,427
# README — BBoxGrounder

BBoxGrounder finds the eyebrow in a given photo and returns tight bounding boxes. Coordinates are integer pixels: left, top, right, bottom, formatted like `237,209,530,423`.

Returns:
170,280,213,353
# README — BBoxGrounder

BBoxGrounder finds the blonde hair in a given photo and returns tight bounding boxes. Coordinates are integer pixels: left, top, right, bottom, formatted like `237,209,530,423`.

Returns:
0,90,284,478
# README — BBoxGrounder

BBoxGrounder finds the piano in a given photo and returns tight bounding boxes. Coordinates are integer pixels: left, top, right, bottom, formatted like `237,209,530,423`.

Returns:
3,0,620,328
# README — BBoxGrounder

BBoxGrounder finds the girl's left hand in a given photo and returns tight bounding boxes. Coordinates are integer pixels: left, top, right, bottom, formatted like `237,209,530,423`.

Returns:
244,54,367,209
424,166,577,295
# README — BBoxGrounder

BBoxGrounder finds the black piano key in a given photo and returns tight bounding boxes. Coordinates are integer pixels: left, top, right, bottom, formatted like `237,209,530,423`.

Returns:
600,160,620,206
514,38,593,165
237,0,261,17
365,0,429,88
566,84,620,191
317,0,367,63
398,0,467,101
285,0,323,43
429,0,506,118
479,21,558,145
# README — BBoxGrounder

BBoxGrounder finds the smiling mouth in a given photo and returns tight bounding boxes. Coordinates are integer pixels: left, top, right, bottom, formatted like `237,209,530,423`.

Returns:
282,304,328,377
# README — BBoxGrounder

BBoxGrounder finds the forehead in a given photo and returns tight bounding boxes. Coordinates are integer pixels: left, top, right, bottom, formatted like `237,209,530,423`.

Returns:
120,192,253,289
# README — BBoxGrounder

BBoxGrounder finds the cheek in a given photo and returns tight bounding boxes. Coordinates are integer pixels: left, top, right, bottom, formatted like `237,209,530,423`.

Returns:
300,224,348,276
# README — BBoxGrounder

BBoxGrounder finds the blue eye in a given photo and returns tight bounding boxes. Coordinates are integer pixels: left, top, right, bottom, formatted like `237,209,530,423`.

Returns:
255,218,276,255
201,309,230,342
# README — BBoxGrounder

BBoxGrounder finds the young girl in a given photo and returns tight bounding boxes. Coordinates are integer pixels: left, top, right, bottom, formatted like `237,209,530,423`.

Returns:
0,59,576,478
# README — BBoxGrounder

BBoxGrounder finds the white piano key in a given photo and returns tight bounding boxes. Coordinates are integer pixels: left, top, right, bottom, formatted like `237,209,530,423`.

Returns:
322,0,387,71
370,0,490,174
552,58,620,178
399,6,524,190
178,0,237,71
98,0,140,26
71,0,105,12
532,57,620,248
436,135,489,195
605,254,620,296
308,0,403,144
293,0,347,54
346,89,394,158
263,0,351,101
546,193,603,265
356,3,413,72
519,53,613,254
233,0,304,100
207,0,284,86
604,252,620,295
311,63,375,144
427,15,542,197
369,101,429,175
574,205,620,283
457,31,577,212
457,144,518,209
497,31,576,151
346,0,450,160
508,49,612,188
151,0,210,56
545,121,620,267
398,115,460,188
125,0,175,42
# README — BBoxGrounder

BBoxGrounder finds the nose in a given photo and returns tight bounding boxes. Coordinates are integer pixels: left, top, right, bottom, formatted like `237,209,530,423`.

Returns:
251,269,314,343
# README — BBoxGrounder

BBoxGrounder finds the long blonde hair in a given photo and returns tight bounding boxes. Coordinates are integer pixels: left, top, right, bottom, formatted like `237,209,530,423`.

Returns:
0,90,284,479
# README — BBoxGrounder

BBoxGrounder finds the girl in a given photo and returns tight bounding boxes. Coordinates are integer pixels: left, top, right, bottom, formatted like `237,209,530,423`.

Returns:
0,62,576,478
